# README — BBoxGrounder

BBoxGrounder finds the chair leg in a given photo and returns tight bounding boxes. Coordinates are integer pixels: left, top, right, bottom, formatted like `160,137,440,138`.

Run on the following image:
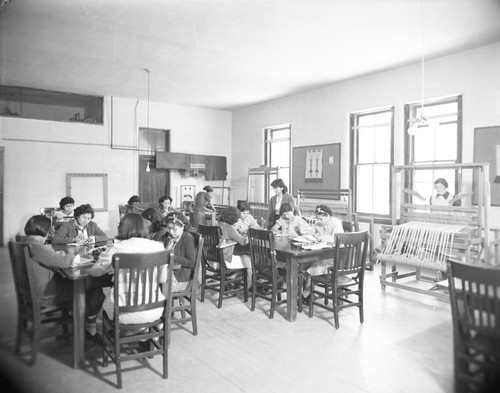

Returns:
243,270,248,302
217,277,224,309
15,315,25,355
200,271,206,302
179,297,187,324
333,292,340,329
298,274,303,313
115,338,122,389
269,283,276,319
31,320,40,365
308,280,315,318
359,290,364,324
250,280,256,312
191,297,198,336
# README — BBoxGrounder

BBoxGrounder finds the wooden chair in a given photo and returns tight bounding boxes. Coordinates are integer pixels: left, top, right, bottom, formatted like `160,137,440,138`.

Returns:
168,232,204,338
447,260,500,393
8,241,72,364
198,224,248,308
248,228,287,319
101,250,171,389
308,231,369,329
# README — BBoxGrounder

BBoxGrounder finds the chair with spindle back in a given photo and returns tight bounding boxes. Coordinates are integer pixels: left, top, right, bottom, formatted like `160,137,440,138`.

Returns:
8,241,72,364
308,231,369,329
447,260,500,392
101,250,171,389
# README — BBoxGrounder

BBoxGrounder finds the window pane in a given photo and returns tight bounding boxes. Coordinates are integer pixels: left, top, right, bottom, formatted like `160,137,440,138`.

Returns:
413,127,435,162
270,140,289,167
356,165,374,213
358,114,376,127
425,102,457,117
357,127,375,163
272,129,290,140
372,164,390,215
375,111,392,124
374,125,391,162
434,123,457,161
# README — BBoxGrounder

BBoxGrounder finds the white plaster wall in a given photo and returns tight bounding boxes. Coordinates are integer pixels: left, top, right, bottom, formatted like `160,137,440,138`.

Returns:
0,96,231,244
231,42,500,246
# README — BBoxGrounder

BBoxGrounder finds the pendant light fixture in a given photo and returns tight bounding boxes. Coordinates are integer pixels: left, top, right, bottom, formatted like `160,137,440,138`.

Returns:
408,0,437,136
145,68,151,172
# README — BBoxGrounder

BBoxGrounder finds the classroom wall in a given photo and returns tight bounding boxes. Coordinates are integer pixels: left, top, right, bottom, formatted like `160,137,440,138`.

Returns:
0,97,231,244
231,42,500,247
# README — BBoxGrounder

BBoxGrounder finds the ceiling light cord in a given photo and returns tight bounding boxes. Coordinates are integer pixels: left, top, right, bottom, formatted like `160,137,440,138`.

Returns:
145,68,151,172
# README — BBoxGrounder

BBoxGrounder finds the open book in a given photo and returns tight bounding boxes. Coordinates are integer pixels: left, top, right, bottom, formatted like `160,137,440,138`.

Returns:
291,235,333,250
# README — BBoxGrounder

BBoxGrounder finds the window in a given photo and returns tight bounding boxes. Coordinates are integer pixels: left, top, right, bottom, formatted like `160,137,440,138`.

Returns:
351,108,394,218
0,85,103,124
265,124,291,188
405,96,462,199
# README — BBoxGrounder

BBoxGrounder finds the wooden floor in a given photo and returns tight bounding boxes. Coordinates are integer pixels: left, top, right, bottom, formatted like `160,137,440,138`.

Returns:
0,247,454,392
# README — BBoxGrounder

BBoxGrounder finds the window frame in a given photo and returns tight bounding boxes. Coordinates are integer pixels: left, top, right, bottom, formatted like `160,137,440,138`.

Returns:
404,95,462,194
350,107,394,222
264,124,291,195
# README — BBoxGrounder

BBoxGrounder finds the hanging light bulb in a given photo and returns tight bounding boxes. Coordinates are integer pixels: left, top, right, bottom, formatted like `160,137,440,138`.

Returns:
408,0,438,136
144,68,152,172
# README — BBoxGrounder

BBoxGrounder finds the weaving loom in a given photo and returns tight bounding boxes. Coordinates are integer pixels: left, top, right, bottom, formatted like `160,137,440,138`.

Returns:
296,188,357,226
379,221,466,272
378,163,492,299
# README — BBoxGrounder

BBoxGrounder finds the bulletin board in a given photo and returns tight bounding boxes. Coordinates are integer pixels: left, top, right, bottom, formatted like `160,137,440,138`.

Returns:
473,126,500,206
292,143,341,198
66,173,108,211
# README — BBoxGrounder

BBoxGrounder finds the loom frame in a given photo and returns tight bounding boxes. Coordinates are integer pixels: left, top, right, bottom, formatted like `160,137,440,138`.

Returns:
378,163,492,300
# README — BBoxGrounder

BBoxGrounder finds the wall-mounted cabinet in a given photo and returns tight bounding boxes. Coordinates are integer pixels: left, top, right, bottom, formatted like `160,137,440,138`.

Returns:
0,85,103,124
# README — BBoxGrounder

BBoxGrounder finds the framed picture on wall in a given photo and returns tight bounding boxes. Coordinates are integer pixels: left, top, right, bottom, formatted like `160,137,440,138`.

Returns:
292,143,341,198
180,185,196,205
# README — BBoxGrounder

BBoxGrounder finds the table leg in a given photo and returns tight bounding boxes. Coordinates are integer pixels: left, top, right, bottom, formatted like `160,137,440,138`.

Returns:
286,256,298,322
72,279,86,369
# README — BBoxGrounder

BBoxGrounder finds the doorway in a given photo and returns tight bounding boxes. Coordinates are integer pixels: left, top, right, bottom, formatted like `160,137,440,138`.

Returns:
138,128,170,204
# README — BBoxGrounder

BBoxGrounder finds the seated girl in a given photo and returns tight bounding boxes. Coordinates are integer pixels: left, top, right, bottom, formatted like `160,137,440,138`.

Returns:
234,200,261,236
54,196,75,222
23,215,106,340
302,205,344,303
164,213,196,293
159,195,176,217
271,202,310,237
218,206,252,286
90,213,167,325
52,204,108,245
141,207,169,243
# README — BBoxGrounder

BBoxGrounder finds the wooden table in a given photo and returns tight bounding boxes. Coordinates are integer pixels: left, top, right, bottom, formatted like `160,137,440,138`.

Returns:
273,236,335,322
55,241,109,369
58,264,94,369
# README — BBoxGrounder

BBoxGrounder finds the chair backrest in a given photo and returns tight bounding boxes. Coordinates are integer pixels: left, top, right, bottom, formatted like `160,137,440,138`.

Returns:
448,260,500,342
248,227,277,271
189,232,204,288
112,250,171,315
198,224,224,263
341,220,359,233
334,231,369,275
8,241,39,319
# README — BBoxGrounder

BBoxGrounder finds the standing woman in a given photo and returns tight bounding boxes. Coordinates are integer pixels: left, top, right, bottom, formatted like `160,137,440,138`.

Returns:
52,204,108,245
191,185,216,229
267,179,297,230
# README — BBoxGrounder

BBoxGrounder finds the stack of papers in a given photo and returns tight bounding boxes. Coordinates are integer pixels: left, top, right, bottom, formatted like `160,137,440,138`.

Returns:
290,235,333,250
71,254,95,268
301,241,332,250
